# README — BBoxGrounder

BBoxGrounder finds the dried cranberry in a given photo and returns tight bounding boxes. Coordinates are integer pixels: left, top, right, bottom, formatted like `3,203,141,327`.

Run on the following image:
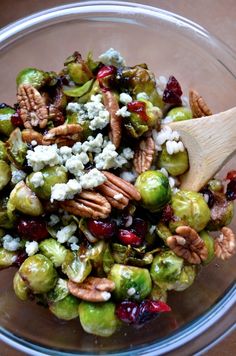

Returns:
97,65,116,79
200,188,215,208
118,229,142,246
137,299,171,325
161,205,174,223
17,217,48,241
116,301,139,324
131,218,148,239
163,76,182,106
87,219,117,239
226,178,236,201
11,111,23,127
13,250,28,267
225,170,236,181
127,101,149,122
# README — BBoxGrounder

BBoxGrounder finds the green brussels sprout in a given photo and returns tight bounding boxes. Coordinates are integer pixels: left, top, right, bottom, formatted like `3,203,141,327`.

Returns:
124,112,149,138
166,107,192,122
79,301,120,337
150,284,168,302
5,128,27,168
62,252,92,283
64,51,93,85
207,192,234,231
63,79,94,97
156,222,172,243
0,248,18,268
0,141,7,161
170,190,211,232
19,254,57,294
16,67,57,88
39,239,69,267
26,166,68,200
135,170,171,212
108,264,152,301
13,271,30,301
0,161,11,191
0,107,15,137
199,230,215,264
77,79,101,104
207,179,224,193
150,251,184,290
8,181,44,217
47,278,69,303
169,265,196,291
103,246,115,274
0,196,14,228
85,241,107,276
49,295,80,321
157,146,189,176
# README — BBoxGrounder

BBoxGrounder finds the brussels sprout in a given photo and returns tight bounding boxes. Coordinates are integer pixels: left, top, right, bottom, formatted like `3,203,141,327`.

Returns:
47,278,69,303
8,181,44,217
39,239,69,267
86,51,99,72
77,79,101,104
208,179,224,193
79,301,120,337
16,67,57,89
49,295,80,321
63,79,94,97
65,51,93,85
5,128,27,168
26,166,68,200
0,161,11,191
103,246,115,274
62,252,92,283
85,241,107,276
19,254,57,294
156,222,172,243
166,107,192,122
150,251,184,290
0,107,15,137
150,284,168,302
0,196,14,228
207,192,234,231
170,265,196,291
135,170,171,212
108,264,152,301
199,230,215,264
0,141,7,161
170,190,211,232
157,146,189,176
0,248,18,268
13,271,30,301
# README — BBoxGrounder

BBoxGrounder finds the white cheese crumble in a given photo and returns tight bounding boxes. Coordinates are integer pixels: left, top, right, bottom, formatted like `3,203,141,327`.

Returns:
2,234,21,252
149,225,156,234
116,106,130,117
26,144,62,171
65,155,85,176
81,133,104,153
25,241,39,256
99,48,125,67
166,140,184,155
136,92,149,100
59,146,72,163
119,93,132,105
48,214,60,227
127,287,136,296
94,142,134,170
67,236,79,251
119,171,138,183
31,140,37,146
11,166,26,185
51,179,82,202
156,75,168,97
56,222,77,244
80,169,107,189
30,172,44,188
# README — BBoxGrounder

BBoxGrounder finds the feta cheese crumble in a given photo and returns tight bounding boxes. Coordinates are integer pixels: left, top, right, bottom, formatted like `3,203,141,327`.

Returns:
30,172,44,188
2,234,21,252
26,144,62,171
56,222,77,244
25,241,39,256
119,93,132,105
99,48,125,67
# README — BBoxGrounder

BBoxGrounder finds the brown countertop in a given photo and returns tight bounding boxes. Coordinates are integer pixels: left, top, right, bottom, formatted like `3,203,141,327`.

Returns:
0,0,235,355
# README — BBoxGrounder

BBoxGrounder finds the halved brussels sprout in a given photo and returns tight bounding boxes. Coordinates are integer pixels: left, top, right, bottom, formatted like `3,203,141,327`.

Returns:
207,192,234,231
5,128,28,168
169,265,196,291
199,230,215,264
47,278,69,303
150,284,168,302
0,107,15,137
0,248,18,268
0,140,7,161
0,161,11,191
79,301,120,337
49,295,80,321
135,170,171,212
166,107,192,122
26,166,68,200
62,252,92,283
170,190,211,232
157,146,189,176
63,79,94,97
16,67,57,89
19,254,57,294
39,239,69,267
108,264,152,302
0,196,14,229
65,51,93,85
13,271,30,301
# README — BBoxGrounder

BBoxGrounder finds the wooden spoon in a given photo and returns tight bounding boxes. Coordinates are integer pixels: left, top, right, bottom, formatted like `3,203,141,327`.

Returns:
167,107,236,191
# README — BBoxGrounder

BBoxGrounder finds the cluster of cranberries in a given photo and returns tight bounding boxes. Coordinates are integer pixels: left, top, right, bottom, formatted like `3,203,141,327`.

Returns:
162,75,183,107
116,299,171,325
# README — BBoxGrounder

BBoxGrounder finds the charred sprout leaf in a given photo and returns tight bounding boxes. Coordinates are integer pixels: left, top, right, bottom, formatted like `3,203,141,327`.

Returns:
39,239,69,267
0,248,18,268
79,301,120,337
86,51,99,72
16,67,57,89
157,146,189,177
49,294,80,321
63,79,94,97
79,218,98,243
0,160,11,191
47,278,69,303
0,107,15,137
19,254,58,294
0,141,7,161
112,243,135,264
5,128,28,168
76,79,101,104
199,230,215,264
84,240,107,277
156,222,172,243
62,251,92,283
13,271,30,301
103,246,115,274
64,51,93,84
207,192,234,231
126,252,153,267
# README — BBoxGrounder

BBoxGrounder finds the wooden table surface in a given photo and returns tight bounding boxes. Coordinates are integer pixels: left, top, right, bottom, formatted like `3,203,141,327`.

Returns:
0,0,235,355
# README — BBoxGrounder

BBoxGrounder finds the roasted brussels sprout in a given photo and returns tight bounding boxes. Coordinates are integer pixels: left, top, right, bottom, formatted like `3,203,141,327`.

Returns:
16,67,57,89
65,51,93,85
19,254,57,294
47,278,69,303
0,140,7,161
207,179,224,193
49,295,80,321
135,170,171,212
157,146,189,176
62,252,92,283
5,128,28,168
0,196,14,229
79,301,120,337
156,222,172,243
39,239,69,267
166,107,192,122
207,192,234,231
0,161,11,191
108,264,152,301
150,284,168,302
170,190,211,232
0,107,15,137
103,246,115,274
169,265,196,291
199,230,215,264
13,271,30,301
150,251,184,290
0,248,18,268
63,79,94,98
26,166,68,200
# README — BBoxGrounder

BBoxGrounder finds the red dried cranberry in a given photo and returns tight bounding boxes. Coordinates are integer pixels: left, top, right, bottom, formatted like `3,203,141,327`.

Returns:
131,218,148,239
226,178,236,201
116,301,139,324
97,65,116,79
17,217,48,241
87,219,117,239
161,204,174,223
225,170,236,181
127,101,149,122
13,250,28,267
118,229,142,246
11,111,23,127
137,299,171,324
163,75,182,106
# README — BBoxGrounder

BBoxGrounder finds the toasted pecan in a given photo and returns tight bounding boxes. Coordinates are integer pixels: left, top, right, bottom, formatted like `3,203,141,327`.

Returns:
189,89,212,118
22,129,44,145
133,137,155,174
102,91,122,148
42,123,83,146
214,227,236,260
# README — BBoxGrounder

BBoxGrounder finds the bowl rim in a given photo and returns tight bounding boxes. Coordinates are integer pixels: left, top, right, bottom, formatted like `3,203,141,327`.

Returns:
0,1,235,355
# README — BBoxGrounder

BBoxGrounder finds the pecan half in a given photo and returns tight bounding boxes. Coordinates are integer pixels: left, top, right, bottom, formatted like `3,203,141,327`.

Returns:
167,225,208,264
68,277,115,302
189,89,212,118
133,137,155,174
22,129,43,145
214,227,236,260
97,171,141,210
60,190,111,219
42,123,83,146
17,84,48,129
102,91,122,148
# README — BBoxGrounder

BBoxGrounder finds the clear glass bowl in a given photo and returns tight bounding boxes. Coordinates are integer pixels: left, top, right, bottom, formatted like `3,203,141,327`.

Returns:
0,2,235,355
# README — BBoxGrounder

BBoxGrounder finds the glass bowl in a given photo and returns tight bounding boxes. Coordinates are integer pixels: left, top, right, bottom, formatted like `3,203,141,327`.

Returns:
0,1,235,355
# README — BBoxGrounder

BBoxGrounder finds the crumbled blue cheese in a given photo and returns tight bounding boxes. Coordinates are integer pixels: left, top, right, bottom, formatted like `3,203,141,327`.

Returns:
26,144,62,171
67,236,79,251
119,93,132,105
80,169,107,189
152,126,183,152
119,171,138,183
48,214,60,227
2,234,21,251
136,92,149,100
51,179,82,202
11,165,27,185
56,222,77,244
99,48,125,67
59,146,72,163
30,172,44,188
65,155,85,176
116,106,130,117
81,133,103,153
94,142,134,170
25,241,39,256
